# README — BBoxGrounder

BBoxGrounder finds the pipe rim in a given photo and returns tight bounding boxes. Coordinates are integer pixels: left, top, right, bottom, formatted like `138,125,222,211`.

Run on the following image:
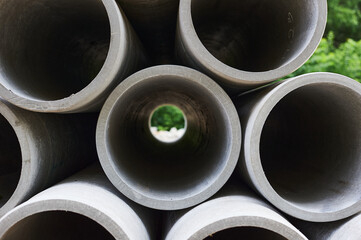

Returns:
96,65,241,210
0,101,33,217
0,199,124,239
0,0,126,113
178,0,327,87
166,196,306,240
244,72,361,222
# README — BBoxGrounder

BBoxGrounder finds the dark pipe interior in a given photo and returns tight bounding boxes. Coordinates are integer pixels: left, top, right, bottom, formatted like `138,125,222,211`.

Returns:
261,83,361,213
191,0,318,72
2,211,115,240
0,115,21,208
203,227,287,240
107,77,231,198
0,0,110,100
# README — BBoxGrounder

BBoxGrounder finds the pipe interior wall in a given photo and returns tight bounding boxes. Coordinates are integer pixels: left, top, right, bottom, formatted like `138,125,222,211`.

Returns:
0,0,110,101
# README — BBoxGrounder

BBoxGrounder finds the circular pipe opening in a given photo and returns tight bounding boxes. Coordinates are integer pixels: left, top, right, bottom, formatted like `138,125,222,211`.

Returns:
149,105,187,143
203,227,287,240
0,0,110,101
0,115,21,208
1,211,115,240
190,0,319,72
98,66,241,209
260,83,361,214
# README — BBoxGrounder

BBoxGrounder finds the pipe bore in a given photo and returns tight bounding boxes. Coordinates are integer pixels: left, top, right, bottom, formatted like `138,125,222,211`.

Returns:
164,194,306,240
0,165,153,240
177,0,327,93
0,0,145,112
0,115,21,209
1,211,115,240
97,65,241,210
239,73,361,222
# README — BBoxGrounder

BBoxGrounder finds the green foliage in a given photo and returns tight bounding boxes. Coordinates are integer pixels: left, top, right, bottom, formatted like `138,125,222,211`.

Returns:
326,0,361,45
151,105,185,131
287,32,361,82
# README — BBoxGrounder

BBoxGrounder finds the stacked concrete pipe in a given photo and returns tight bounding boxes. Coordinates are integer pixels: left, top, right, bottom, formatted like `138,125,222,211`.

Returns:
0,0,146,113
164,185,307,240
236,73,361,222
0,165,158,240
0,99,97,218
96,65,241,210
176,0,327,94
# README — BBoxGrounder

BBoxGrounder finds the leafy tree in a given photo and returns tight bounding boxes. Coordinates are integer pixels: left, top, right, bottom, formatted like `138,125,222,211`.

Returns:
151,105,185,131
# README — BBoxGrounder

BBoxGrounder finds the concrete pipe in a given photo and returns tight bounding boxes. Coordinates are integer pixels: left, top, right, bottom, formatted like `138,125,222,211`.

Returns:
96,65,241,210
117,0,180,64
0,99,97,218
293,213,361,240
236,72,361,222
176,0,327,94
164,186,307,240
0,165,158,240
0,0,146,113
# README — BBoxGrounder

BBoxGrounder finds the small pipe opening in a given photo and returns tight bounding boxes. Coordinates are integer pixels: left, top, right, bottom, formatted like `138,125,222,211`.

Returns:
203,227,287,240
149,105,187,143
191,0,318,72
0,0,111,100
0,115,21,208
260,83,361,213
2,211,115,240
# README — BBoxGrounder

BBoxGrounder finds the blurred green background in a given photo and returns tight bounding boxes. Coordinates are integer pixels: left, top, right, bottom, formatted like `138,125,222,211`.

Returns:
287,0,361,82
150,105,185,131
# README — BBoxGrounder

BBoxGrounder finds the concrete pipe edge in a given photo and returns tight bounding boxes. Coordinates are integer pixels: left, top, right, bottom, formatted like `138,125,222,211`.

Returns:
238,72,361,222
177,0,327,94
0,0,146,113
96,65,241,210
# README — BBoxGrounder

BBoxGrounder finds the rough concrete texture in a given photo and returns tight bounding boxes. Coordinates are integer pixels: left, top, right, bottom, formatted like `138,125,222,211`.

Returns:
0,0,146,113
0,99,97,218
0,165,157,240
164,187,307,240
176,0,327,95
236,72,361,222
96,65,241,210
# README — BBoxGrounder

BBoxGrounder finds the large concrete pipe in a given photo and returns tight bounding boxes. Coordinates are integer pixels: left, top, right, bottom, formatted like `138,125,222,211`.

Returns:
0,0,146,113
293,213,361,240
117,0,179,64
176,0,327,94
236,72,361,222
96,65,241,210
164,185,307,240
0,165,158,240
0,99,97,217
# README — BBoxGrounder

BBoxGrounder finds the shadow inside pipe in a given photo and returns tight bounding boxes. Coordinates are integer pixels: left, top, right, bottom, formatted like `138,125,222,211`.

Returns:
260,83,361,213
0,115,21,208
106,77,231,200
191,0,318,72
203,227,287,240
0,0,111,100
1,211,115,240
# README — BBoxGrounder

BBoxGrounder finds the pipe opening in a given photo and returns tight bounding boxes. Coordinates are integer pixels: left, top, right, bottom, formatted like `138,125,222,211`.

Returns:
203,227,287,240
0,0,111,101
0,115,21,208
260,83,361,213
191,0,318,72
149,105,187,143
106,77,231,200
1,211,115,240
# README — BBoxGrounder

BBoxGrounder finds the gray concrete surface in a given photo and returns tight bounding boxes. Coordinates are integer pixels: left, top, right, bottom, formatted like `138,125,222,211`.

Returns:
0,0,146,113
236,73,361,222
176,0,327,95
96,65,241,210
